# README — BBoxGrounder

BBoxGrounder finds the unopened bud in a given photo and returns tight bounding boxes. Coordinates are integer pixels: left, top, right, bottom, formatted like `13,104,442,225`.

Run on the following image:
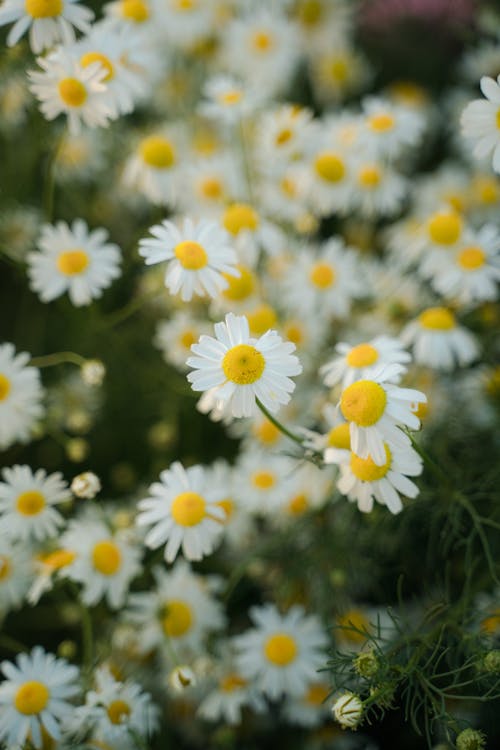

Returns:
71,471,101,499
456,728,486,750
331,692,363,729
66,438,88,463
81,359,106,386
354,649,379,679
168,665,196,693
482,649,500,674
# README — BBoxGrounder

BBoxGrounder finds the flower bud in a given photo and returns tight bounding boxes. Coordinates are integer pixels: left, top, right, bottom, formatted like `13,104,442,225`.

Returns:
331,692,363,729
168,665,196,693
456,728,486,750
71,471,101,499
354,649,379,678
81,359,106,386
482,649,500,674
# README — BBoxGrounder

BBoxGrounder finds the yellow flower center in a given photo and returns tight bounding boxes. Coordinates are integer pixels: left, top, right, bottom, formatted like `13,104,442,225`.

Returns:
368,113,395,132
485,366,500,397
14,681,50,715
223,204,259,236
337,609,371,644
297,0,323,25
254,418,281,445
309,262,336,289
328,57,348,83
472,175,499,204
57,249,89,276
288,493,309,515
16,491,45,516
0,374,11,402
139,136,176,168
427,211,462,245
218,90,242,106
358,165,381,188
327,423,351,450
174,240,208,271
457,246,486,270
283,322,303,346
216,498,234,521
276,128,293,146
222,344,265,385
199,177,223,199
305,682,329,705
121,0,149,21
340,380,387,427
264,633,298,666
497,109,500,130
107,699,131,725
251,470,276,490
350,445,392,481
92,541,122,575
222,264,256,301
346,343,379,368
280,176,297,197
246,304,277,336
58,78,87,107
314,152,345,183
171,491,206,526
174,0,196,9
0,555,11,581
25,0,62,18
162,599,193,637
252,30,274,52
220,673,247,692
179,329,197,349
80,52,115,82
444,192,465,213
42,549,76,570
418,307,455,330
481,609,500,635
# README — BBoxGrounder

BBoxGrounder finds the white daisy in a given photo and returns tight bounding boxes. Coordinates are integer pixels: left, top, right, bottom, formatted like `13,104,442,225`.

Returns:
199,75,257,125
28,219,121,307
136,461,226,563
335,442,423,514
234,604,328,700
304,136,355,217
126,561,225,657
0,647,79,749
28,48,113,136
234,449,296,516
0,343,44,451
186,312,302,418
197,655,265,725
153,0,215,47
281,680,331,727
154,312,211,371
27,547,77,605
338,364,427,465
321,336,411,389
0,539,34,617
0,465,68,543
122,129,183,206
461,75,500,173
255,104,315,167
139,218,239,302
180,154,242,215
0,0,93,53
104,0,155,28
360,96,425,158
401,307,480,371
59,519,141,609
351,157,408,218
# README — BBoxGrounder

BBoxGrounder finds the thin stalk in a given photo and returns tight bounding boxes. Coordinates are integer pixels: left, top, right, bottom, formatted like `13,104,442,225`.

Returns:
256,398,304,447
30,351,86,368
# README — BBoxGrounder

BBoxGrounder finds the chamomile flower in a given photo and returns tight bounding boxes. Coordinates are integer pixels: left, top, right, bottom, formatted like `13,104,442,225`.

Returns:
0,344,44,451
136,461,226,563
139,218,239,302
461,75,500,173
126,561,225,656
234,604,328,700
335,442,423,514
0,540,34,617
321,336,411,389
305,134,355,217
104,0,155,29
180,154,242,215
0,466,68,543
234,449,295,515
197,656,265,725
27,548,76,605
199,75,256,124
0,0,93,53
351,157,408,218
0,647,79,749
282,680,331,727
154,0,215,47
401,307,480,371
28,48,113,135
59,520,141,608
186,312,302,418
338,364,426,465
154,312,211,371
309,43,369,105
28,219,122,307
255,104,314,166
360,96,425,157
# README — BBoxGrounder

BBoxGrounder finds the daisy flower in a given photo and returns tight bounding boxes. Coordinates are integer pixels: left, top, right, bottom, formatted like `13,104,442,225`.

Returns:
154,312,211,371
136,461,226,563
153,0,216,47
281,680,332,727
461,75,500,173
197,655,265,725
126,561,225,657
28,219,122,307
122,128,183,206
139,218,239,302
360,96,425,158
104,0,155,28
234,604,329,700
321,336,411,389
180,154,242,215
255,104,315,166
0,539,34,617
199,75,257,125
401,307,480,371
0,465,68,543
309,43,370,105
234,449,296,515
27,547,77,605
59,519,141,609
338,364,427,465
186,312,302,418
0,647,79,749
0,0,93,53
28,48,113,136
304,135,355,217
351,157,408,218
0,343,44,451
335,442,423,514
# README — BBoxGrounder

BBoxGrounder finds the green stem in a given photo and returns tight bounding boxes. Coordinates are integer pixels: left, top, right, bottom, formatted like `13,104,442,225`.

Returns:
101,292,162,329
29,351,86,368
256,398,304,447
80,603,94,674
43,130,65,222
238,119,254,205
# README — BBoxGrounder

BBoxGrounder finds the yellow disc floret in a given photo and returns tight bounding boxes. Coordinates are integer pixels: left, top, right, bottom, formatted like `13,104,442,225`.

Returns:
254,418,281,445
42,549,76,571
252,30,274,52
314,152,345,183
121,0,149,21
14,681,50,715
368,113,395,132
327,423,351,450
252,471,276,490
179,330,197,349
174,240,208,271
358,165,382,188
139,136,176,168
223,204,259,236
92,540,122,575
58,78,87,107
80,52,115,82
16,490,45,516
457,246,486,270
222,265,256,301
162,599,192,637
340,380,387,427
199,177,223,200
57,249,89,276
218,90,242,106
107,700,131,725
346,343,379,368
427,210,462,245
222,344,265,385
0,555,11,581
171,491,206,526
297,0,323,26
220,673,247,692
0,374,11,402
25,0,62,18
309,262,335,289
350,445,392,482
418,307,455,330
264,633,298,666
305,682,329,705
337,609,371,644
246,304,277,336
288,493,309,515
